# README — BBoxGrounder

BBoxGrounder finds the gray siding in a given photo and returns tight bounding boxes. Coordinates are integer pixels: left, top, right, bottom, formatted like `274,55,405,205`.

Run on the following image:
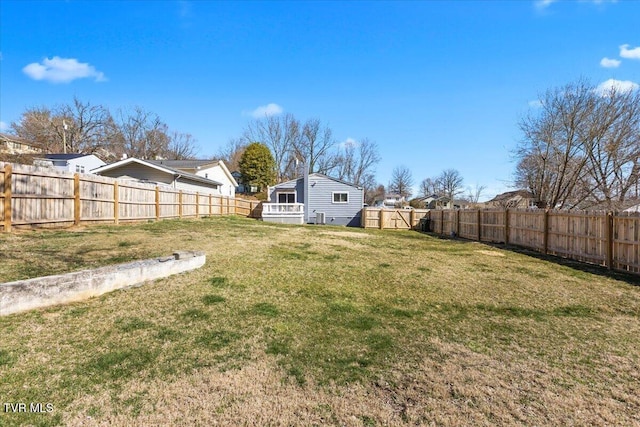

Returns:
268,174,363,226
306,174,363,226
269,178,305,203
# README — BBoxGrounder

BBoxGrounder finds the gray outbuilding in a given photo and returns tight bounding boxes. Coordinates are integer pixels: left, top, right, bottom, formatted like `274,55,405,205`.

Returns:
265,173,364,226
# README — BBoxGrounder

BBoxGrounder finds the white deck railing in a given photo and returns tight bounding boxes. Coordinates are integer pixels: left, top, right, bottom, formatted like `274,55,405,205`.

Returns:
262,203,304,216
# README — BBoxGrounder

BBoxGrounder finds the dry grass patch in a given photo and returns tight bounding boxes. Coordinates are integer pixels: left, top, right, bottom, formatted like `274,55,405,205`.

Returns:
1,216,639,426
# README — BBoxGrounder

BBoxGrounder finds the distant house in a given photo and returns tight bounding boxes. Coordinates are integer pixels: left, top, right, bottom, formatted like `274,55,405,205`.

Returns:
92,157,222,195
148,159,237,198
263,173,364,226
0,133,44,155
35,153,106,174
231,170,258,194
413,194,453,209
374,193,407,208
485,190,536,209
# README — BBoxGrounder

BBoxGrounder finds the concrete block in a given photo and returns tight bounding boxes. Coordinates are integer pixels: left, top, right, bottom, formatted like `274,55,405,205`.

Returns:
0,252,206,316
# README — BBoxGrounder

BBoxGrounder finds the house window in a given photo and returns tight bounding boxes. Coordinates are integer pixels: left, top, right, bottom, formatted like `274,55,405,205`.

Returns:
75,165,85,173
278,192,295,203
333,192,348,203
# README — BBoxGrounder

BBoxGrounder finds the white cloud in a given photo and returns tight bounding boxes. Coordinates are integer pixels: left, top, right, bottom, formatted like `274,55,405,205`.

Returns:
535,0,556,9
537,0,616,9
595,79,639,96
600,57,621,68
0,121,9,132
339,137,358,148
528,100,543,108
620,44,640,60
22,56,106,83
249,103,283,118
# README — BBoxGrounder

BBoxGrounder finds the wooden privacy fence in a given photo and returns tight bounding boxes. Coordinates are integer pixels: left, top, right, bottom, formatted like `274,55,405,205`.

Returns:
0,163,262,231
361,207,430,230
429,208,640,274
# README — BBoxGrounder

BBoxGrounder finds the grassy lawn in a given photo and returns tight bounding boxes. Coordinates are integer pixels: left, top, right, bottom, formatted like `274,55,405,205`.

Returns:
1,216,639,426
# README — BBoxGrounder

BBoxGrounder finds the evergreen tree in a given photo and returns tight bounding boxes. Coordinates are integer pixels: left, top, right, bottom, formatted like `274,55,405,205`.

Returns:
239,142,276,192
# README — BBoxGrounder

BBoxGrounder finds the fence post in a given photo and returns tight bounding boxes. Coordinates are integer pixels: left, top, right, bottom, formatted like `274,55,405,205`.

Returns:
113,182,119,225
543,209,549,254
3,164,11,232
456,209,460,236
504,208,509,245
179,191,183,218
209,194,212,216
410,209,415,230
379,209,384,230
361,207,366,228
196,192,200,218
74,173,81,226
477,209,481,241
155,187,160,220
606,211,614,270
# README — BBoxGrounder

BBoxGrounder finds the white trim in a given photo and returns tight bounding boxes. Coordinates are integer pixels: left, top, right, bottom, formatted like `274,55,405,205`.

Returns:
277,191,296,204
332,191,349,204
215,160,239,188
91,157,176,176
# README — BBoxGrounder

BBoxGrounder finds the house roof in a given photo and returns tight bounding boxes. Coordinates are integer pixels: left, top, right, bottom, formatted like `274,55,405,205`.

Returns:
92,157,223,186
149,159,218,169
488,190,534,203
148,159,238,187
271,173,363,190
41,153,94,160
0,132,44,149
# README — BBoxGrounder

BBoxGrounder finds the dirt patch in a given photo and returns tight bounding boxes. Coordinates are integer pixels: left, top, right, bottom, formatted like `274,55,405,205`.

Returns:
476,250,506,257
320,231,373,239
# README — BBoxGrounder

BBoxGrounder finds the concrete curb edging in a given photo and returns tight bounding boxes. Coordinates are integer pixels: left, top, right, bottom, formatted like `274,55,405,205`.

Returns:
0,251,206,316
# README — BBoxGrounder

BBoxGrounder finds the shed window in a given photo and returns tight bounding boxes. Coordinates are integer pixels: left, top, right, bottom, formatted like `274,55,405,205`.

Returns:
333,192,348,203
278,192,296,203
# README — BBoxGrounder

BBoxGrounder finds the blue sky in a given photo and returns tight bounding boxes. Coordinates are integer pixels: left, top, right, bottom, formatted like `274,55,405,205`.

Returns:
1,0,639,200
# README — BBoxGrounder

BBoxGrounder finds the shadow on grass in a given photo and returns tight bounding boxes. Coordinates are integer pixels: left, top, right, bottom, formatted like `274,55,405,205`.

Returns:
419,231,640,287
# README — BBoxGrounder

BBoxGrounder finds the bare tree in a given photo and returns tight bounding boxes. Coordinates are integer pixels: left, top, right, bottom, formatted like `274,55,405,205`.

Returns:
419,177,441,197
365,183,385,206
216,137,247,172
294,118,338,176
11,97,113,154
243,113,300,182
167,131,199,160
114,107,171,159
388,165,414,199
514,80,640,209
334,138,381,186
580,86,640,209
11,106,57,152
466,183,487,204
57,97,113,153
438,168,465,202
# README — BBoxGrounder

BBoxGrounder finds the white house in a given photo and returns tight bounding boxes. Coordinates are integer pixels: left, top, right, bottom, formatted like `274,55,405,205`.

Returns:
374,193,406,208
35,153,106,173
149,160,238,198
92,157,223,195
